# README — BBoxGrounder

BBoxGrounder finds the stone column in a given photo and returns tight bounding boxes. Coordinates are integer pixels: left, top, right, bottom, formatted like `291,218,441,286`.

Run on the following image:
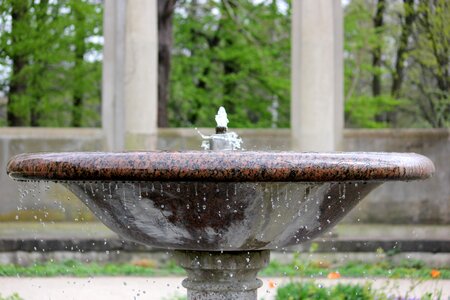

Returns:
175,250,270,300
102,0,126,151
102,0,158,151
291,0,344,151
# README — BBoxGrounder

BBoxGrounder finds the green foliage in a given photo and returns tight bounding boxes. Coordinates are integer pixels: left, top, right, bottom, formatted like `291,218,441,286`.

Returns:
260,257,450,279
0,259,185,277
276,282,381,300
169,0,290,128
343,0,449,128
0,0,448,128
406,0,450,128
0,0,102,127
276,281,443,300
163,294,186,300
0,258,448,279
398,259,426,269
0,294,23,300
345,95,405,128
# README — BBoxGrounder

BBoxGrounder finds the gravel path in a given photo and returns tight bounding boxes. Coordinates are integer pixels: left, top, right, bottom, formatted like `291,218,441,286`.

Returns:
0,277,448,300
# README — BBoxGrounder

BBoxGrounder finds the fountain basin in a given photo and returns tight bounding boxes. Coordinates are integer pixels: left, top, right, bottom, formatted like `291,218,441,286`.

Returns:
7,151,434,251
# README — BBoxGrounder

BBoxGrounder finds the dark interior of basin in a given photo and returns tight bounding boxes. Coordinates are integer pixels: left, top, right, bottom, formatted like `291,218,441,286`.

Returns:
7,151,435,250
62,180,380,250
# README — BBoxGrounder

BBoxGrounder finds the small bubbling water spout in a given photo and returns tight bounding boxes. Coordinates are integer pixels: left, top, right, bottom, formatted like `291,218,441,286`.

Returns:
197,106,243,151
215,106,229,130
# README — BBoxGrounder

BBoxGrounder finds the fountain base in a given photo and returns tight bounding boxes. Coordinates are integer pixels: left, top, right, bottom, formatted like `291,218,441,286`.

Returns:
174,250,270,300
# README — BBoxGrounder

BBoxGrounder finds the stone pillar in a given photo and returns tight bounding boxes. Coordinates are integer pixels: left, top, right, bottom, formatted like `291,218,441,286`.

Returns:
175,250,270,300
124,0,158,150
102,0,158,151
102,0,126,151
291,0,344,151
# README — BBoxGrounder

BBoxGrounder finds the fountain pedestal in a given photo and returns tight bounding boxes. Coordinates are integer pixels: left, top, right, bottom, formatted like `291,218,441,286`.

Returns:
175,250,270,300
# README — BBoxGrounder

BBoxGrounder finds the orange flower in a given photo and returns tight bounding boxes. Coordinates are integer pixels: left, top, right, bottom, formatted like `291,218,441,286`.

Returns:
327,271,341,279
430,269,441,278
132,259,157,268
268,279,276,289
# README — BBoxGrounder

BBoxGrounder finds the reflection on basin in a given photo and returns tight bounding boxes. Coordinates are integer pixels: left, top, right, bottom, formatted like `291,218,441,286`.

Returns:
64,181,380,251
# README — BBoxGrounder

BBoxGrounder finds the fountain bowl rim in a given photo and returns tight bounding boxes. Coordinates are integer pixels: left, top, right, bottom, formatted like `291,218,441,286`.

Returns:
7,151,435,182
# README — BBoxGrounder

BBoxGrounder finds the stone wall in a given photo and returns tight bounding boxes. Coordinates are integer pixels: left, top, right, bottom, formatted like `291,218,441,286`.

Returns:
343,129,449,224
0,128,104,222
0,127,448,224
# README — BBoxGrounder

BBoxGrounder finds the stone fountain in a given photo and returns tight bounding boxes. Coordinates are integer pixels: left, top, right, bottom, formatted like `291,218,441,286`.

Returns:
7,108,434,299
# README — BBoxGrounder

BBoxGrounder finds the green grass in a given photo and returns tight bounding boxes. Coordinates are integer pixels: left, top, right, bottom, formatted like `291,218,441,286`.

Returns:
0,258,448,279
0,294,23,300
276,282,380,300
275,281,442,300
260,259,449,279
0,259,184,277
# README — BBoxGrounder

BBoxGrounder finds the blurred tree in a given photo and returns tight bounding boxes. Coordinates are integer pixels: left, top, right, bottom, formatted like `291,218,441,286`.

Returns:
387,0,415,126
343,0,449,128
390,0,415,100
343,0,397,128
0,0,447,129
371,0,385,98
5,0,28,126
0,0,102,127
408,0,449,127
69,0,102,127
169,0,291,128
158,0,177,127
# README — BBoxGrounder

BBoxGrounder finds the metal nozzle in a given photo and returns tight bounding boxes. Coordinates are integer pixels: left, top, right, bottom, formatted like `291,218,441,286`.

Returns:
215,126,227,134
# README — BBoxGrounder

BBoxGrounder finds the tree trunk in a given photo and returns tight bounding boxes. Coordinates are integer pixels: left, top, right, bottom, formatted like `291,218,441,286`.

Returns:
391,0,415,99
157,0,176,127
386,0,415,126
8,0,28,126
30,0,49,127
414,0,449,128
372,0,385,97
72,5,86,127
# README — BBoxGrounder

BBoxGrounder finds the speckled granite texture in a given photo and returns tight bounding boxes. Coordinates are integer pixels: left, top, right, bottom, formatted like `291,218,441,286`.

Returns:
7,151,434,182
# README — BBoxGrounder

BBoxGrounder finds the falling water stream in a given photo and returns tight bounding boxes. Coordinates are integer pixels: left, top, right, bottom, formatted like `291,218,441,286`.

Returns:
16,179,365,251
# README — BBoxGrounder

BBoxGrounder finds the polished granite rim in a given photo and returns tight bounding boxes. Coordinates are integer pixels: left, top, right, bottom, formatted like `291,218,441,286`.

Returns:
7,151,435,182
